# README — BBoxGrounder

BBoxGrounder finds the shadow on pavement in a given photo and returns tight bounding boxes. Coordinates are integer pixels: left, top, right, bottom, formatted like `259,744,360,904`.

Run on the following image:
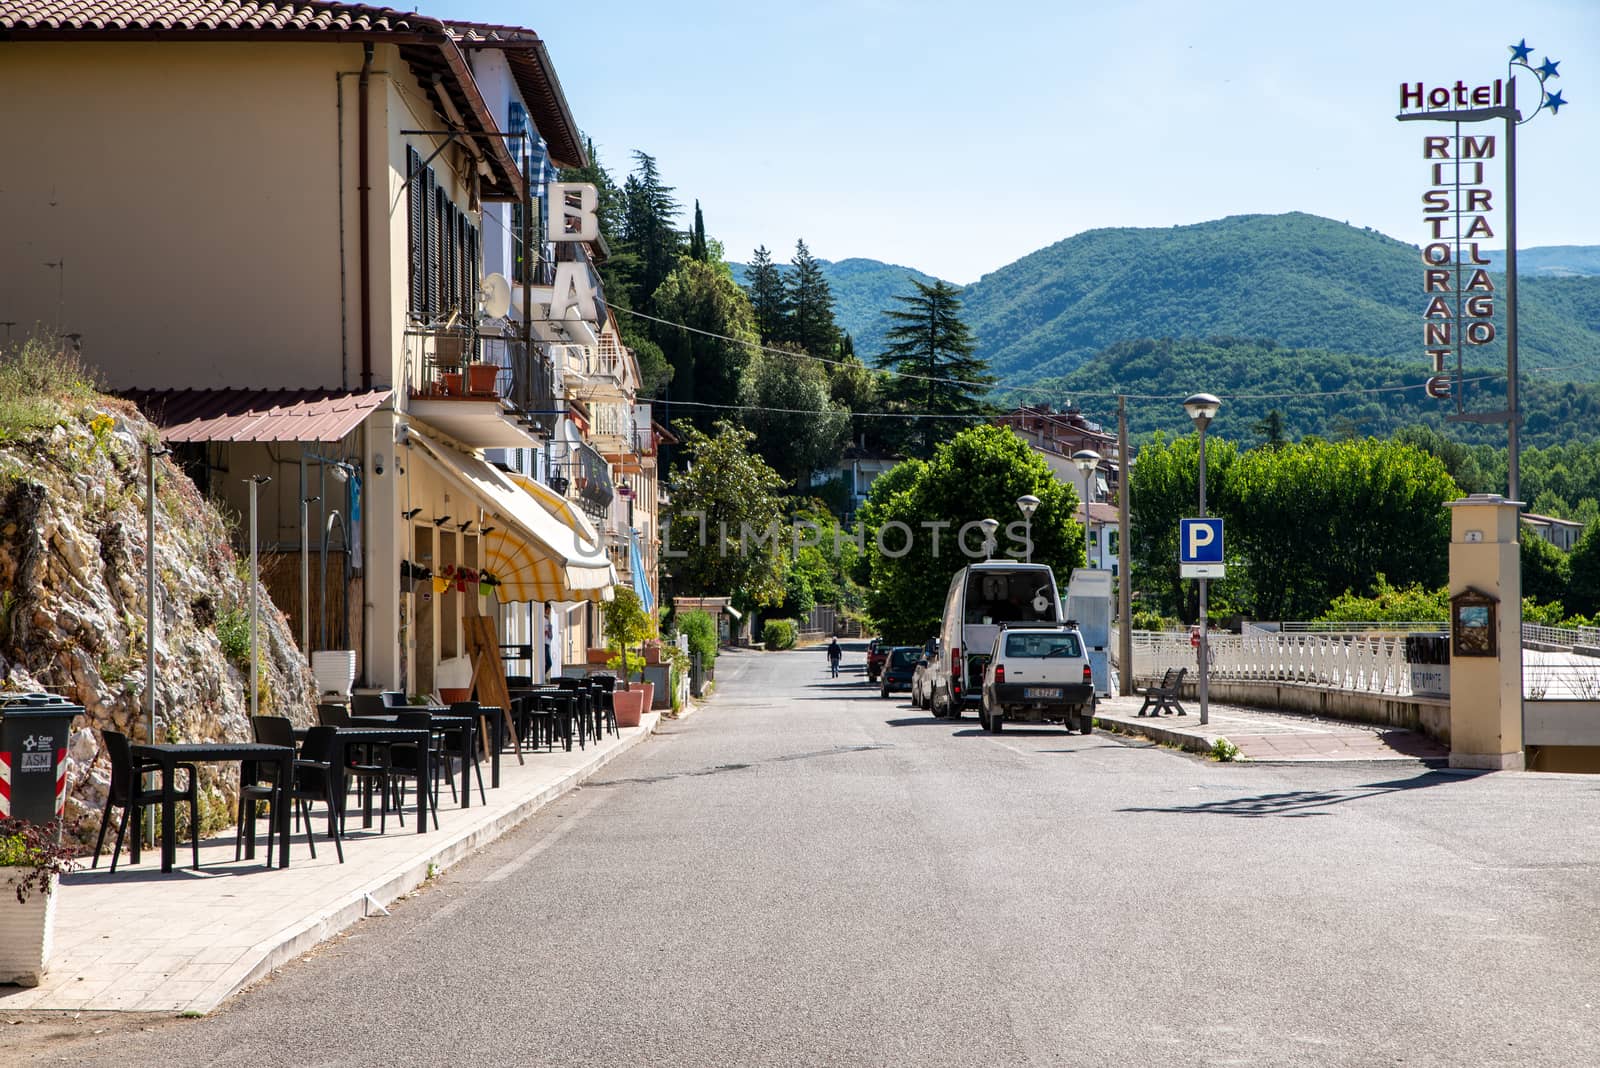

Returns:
1117,769,1485,819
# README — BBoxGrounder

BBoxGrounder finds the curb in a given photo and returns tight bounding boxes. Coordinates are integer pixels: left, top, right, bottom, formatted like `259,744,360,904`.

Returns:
1095,716,1219,756
186,714,662,1014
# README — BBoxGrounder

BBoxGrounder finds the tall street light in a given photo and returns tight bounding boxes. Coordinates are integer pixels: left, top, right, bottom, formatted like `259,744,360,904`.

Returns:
1071,449,1101,568
1183,393,1220,727
1016,494,1039,563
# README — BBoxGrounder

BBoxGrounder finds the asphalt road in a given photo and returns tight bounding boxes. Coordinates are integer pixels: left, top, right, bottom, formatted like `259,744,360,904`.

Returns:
23,645,1600,1066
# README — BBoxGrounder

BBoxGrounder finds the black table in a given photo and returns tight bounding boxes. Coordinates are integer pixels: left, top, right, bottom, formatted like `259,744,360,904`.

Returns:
132,742,294,871
349,713,480,809
329,725,435,831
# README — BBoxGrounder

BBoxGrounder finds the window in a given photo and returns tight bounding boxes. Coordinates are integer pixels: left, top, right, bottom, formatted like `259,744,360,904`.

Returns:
1004,633,1082,659
964,571,1057,625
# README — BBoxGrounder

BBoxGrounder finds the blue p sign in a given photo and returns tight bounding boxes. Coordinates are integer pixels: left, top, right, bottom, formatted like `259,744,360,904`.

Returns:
1179,518,1224,564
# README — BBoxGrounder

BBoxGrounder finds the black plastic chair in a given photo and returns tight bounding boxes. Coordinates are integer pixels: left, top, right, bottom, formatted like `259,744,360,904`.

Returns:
385,711,441,830
93,729,200,873
317,703,351,727
589,675,619,738
446,701,490,805
318,705,395,832
380,691,408,708
237,716,296,861
284,726,345,864
351,693,388,718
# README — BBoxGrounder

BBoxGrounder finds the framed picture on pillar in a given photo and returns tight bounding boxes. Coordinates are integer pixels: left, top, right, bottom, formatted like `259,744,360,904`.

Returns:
1450,587,1498,658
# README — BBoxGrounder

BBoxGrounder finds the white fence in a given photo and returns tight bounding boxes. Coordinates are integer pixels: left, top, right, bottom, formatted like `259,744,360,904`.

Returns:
1129,630,1416,696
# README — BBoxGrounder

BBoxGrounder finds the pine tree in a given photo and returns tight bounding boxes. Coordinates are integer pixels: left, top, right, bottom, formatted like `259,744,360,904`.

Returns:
689,201,708,261
621,151,682,312
874,279,993,458
744,245,788,345
787,239,840,356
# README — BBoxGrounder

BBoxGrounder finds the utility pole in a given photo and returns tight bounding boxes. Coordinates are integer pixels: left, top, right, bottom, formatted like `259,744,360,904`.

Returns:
1117,395,1132,696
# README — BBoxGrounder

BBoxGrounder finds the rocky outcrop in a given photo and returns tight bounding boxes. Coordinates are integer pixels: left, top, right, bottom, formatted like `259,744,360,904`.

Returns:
1,402,314,841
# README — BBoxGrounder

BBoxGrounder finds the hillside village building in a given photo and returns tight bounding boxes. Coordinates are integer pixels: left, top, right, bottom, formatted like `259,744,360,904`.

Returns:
0,1,663,698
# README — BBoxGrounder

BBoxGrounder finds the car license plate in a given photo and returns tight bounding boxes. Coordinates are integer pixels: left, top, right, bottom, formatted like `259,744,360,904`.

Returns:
1023,687,1062,699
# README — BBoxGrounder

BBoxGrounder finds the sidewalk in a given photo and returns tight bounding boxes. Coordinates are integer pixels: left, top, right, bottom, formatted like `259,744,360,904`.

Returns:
0,713,662,1016
1094,693,1448,763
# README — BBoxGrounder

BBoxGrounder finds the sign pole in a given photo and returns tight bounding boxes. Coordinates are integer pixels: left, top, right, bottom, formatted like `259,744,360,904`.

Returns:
1197,423,1209,726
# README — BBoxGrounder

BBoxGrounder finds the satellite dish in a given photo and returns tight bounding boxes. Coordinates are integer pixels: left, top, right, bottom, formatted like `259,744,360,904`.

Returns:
478,273,512,320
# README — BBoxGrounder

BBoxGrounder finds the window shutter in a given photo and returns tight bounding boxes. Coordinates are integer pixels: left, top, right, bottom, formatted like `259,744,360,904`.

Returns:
424,166,440,320
407,147,424,318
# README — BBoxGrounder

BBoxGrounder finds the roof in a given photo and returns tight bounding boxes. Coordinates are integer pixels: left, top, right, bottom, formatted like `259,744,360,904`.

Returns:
1085,502,1120,525
1524,512,1583,529
120,387,392,443
446,21,585,169
0,1,527,199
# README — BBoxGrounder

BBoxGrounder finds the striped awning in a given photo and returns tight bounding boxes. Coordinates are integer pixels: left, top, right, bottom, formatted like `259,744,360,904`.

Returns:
407,430,614,603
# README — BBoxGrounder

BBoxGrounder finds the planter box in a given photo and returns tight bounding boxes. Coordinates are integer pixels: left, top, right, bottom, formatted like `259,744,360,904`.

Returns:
465,363,499,395
0,872,56,987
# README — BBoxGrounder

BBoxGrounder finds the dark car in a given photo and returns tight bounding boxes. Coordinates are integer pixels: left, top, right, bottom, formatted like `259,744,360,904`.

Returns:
866,638,888,683
880,646,920,698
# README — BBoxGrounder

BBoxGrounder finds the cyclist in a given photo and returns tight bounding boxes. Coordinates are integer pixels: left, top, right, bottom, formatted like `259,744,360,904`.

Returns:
827,638,842,678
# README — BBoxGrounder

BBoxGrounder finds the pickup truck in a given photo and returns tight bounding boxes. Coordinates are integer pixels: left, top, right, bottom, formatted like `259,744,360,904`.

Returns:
979,625,1096,734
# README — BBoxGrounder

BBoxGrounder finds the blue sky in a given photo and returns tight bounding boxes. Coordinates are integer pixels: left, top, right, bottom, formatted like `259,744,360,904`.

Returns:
436,0,1597,284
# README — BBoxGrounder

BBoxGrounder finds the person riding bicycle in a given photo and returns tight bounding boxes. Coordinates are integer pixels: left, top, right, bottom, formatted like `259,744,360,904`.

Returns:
827,638,842,677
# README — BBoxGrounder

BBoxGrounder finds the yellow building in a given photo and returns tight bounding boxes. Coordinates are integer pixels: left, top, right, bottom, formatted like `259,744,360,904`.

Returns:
0,1,621,695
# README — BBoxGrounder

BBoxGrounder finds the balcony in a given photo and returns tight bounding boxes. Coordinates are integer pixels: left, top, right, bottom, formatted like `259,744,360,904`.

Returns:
405,330,547,449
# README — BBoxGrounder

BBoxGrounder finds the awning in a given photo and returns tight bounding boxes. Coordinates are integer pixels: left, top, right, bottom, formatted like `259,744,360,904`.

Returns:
120,388,392,443
407,429,614,603
508,474,602,550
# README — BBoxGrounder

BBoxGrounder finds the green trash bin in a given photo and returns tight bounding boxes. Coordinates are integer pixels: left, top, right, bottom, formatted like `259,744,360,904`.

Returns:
0,693,83,832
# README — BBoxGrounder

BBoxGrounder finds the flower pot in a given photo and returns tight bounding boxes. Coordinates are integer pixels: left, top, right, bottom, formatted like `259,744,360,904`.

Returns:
436,371,463,396
612,687,647,728
643,644,662,665
0,872,57,987
639,681,655,711
439,687,472,705
465,363,499,395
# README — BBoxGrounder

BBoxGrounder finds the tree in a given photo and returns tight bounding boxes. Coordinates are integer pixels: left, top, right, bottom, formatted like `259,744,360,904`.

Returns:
736,343,849,492
857,426,1081,642
873,279,994,458
825,353,884,454
601,588,653,690
1252,409,1288,450
1566,521,1600,618
689,200,708,262
744,245,788,345
786,239,840,356
662,420,790,608
651,256,758,422
621,151,682,312
1521,525,1571,606
1127,432,1240,623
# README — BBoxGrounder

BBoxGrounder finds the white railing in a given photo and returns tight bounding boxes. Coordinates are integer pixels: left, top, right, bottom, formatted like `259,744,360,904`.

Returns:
589,401,636,442
1129,629,1414,695
1523,622,1600,650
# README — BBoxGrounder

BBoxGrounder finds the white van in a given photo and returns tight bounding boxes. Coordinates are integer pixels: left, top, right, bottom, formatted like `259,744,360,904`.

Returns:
930,561,1061,717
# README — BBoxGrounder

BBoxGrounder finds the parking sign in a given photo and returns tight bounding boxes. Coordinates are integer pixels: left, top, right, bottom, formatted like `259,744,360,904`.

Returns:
1179,518,1225,578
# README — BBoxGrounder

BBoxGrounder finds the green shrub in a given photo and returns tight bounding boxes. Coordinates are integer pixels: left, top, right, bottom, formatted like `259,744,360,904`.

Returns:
215,607,252,667
680,609,718,666
761,618,798,650
0,336,100,443
1131,609,1179,631
1210,738,1241,762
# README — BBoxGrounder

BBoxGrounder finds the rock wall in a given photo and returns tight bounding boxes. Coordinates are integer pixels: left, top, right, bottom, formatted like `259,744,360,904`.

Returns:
0,402,315,842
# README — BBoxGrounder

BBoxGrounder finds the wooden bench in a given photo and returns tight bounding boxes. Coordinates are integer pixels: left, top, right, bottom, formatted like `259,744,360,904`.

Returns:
1135,667,1188,717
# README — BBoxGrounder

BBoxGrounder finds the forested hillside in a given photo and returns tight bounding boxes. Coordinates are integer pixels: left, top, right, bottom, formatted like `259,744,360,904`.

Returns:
953,213,1600,385
1034,336,1600,449
730,256,942,358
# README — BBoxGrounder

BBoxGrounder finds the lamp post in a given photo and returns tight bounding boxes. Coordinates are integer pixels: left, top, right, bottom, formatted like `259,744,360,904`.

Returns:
245,475,271,717
1071,449,1101,568
1183,392,1220,727
1015,494,1039,563
979,517,999,560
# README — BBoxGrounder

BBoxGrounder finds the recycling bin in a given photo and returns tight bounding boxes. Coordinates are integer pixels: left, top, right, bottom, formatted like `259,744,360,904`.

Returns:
0,693,84,833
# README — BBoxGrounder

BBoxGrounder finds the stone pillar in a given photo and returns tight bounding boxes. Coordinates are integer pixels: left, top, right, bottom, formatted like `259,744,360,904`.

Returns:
1447,494,1523,770
363,408,402,690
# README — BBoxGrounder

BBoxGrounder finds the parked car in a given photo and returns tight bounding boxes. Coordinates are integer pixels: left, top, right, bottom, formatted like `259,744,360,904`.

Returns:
930,561,1062,719
866,638,888,683
911,638,940,709
979,624,1096,734
880,646,921,699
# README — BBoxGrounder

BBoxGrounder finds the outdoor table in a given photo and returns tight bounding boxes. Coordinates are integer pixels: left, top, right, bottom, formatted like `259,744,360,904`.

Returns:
330,725,434,832
132,741,294,871
349,713,480,809
526,688,579,751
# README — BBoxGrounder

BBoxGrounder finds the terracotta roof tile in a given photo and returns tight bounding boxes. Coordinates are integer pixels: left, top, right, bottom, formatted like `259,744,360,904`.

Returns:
0,1,438,35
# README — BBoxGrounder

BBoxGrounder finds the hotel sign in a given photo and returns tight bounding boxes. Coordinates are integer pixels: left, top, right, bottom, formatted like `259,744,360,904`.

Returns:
1399,79,1506,404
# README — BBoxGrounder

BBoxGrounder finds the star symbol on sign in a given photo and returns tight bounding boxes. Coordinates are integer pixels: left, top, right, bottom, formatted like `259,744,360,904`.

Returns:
1544,89,1567,114
1537,57,1561,80
1509,39,1534,63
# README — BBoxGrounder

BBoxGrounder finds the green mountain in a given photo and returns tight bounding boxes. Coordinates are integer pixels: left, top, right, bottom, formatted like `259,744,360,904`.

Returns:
955,213,1600,385
1484,246,1600,277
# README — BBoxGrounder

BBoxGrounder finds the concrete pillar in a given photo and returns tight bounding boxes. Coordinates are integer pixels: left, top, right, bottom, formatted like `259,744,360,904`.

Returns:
364,408,402,690
1447,494,1523,770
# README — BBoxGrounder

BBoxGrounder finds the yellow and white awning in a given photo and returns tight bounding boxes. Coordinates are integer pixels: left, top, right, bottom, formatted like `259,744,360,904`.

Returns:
408,430,614,603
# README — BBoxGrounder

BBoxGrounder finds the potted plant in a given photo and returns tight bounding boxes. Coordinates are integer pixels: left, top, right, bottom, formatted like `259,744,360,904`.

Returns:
0,818,76,987
464,359,500,396
602,589,653,727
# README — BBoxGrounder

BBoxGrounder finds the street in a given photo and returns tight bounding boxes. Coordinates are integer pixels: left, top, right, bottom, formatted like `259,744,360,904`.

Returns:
22,644,1600,1067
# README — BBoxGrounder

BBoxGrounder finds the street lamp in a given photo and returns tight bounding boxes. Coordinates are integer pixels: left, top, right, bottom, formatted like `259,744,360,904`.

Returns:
1071,449,1100,567
979,517,999,560
1183,392,1220,726
1015,494,1039,563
